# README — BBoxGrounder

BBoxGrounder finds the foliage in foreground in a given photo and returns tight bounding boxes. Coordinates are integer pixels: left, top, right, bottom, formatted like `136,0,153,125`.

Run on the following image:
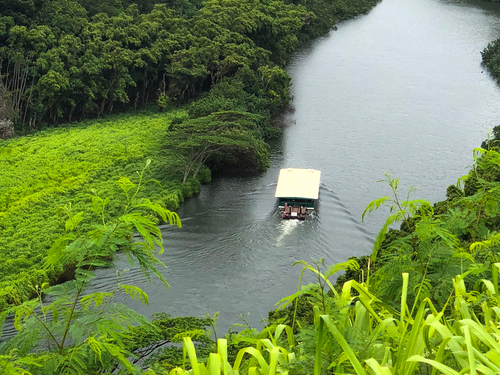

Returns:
156,146,500,375
0,162,188,374
332,145,500,313
158,259,500,375
5,240,500,374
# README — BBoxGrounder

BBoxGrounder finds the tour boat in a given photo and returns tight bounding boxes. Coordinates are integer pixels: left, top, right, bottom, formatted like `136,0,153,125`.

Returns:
275,168,321,220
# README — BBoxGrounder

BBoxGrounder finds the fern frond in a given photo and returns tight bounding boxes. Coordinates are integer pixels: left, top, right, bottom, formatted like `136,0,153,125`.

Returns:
362,196,391,222
120,285,149,305
80,292,113,310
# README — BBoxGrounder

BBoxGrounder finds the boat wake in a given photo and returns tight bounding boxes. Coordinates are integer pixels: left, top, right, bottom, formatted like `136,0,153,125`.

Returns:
275,219,301,247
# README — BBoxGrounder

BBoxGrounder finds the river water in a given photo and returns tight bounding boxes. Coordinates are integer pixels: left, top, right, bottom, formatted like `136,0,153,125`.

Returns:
80,0,500,335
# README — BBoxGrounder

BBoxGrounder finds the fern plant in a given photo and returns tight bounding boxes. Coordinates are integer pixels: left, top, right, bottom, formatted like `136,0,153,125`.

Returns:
0,160,181,374
361,172,479,309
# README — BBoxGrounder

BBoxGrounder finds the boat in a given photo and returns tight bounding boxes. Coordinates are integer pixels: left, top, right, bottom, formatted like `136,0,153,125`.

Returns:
274,168,321,220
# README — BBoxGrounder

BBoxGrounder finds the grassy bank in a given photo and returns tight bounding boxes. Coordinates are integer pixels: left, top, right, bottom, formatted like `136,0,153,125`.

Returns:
0,107,207,308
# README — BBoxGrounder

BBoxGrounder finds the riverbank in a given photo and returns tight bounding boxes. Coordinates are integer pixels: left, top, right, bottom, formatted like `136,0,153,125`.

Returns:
322,0,500,306
267,139,500,340
263,0,500,328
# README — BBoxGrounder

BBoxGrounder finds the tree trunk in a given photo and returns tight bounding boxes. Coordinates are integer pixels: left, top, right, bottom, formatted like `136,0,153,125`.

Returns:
192,162,203,180
182,167,190,184
0,117,14,139
0,84,15,139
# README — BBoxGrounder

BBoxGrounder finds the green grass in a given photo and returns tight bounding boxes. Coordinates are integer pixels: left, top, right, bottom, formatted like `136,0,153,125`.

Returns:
0,107,205,307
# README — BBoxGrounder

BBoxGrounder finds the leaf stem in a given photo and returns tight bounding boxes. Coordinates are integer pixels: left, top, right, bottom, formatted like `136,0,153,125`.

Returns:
59,286,83,354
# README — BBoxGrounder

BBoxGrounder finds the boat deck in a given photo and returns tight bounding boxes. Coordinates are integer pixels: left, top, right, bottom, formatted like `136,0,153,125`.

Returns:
282,204,307,220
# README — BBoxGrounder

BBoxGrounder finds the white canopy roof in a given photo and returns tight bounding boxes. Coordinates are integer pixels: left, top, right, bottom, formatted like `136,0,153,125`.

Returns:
274,168,321,200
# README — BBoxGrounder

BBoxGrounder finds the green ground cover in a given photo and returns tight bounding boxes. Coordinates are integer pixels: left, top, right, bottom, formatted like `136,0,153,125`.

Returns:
0,107,203,307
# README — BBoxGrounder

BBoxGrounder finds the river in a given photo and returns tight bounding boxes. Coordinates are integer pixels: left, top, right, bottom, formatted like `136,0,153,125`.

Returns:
79,0,500,335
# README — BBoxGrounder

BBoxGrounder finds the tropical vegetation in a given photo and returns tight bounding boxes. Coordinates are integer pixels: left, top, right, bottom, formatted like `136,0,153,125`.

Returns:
9,0,500,373
0,109,191,310
0,162,214,374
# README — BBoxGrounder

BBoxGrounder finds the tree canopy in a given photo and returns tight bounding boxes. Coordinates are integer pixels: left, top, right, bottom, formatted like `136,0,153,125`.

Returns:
165,111,269,183
0,0,379,136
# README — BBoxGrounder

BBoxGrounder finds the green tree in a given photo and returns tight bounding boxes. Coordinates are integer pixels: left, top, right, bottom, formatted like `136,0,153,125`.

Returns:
165,111,269,183
187,77,267,119
77,0,123,17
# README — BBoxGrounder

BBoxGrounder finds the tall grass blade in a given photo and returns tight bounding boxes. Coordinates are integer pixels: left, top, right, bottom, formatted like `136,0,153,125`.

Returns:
313,315,324,375
408,355,460,375
400,273,409,325
365,358,392,375
320,315,367,375
463,326,477,375
268,346,279,375
493,264,500,295
183,337,201,375
208,353,221,375
233,347,269,375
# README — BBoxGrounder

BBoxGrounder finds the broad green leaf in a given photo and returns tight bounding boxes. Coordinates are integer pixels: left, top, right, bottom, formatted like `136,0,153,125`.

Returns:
407,355,460,375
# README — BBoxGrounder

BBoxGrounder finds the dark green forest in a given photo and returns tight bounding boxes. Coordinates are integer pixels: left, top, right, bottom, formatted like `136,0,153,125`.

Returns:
0,0,378,138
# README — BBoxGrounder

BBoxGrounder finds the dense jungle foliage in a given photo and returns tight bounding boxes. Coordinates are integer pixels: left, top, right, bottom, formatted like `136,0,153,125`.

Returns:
482,40,500,84
333,132,500,310
0,0,379,139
